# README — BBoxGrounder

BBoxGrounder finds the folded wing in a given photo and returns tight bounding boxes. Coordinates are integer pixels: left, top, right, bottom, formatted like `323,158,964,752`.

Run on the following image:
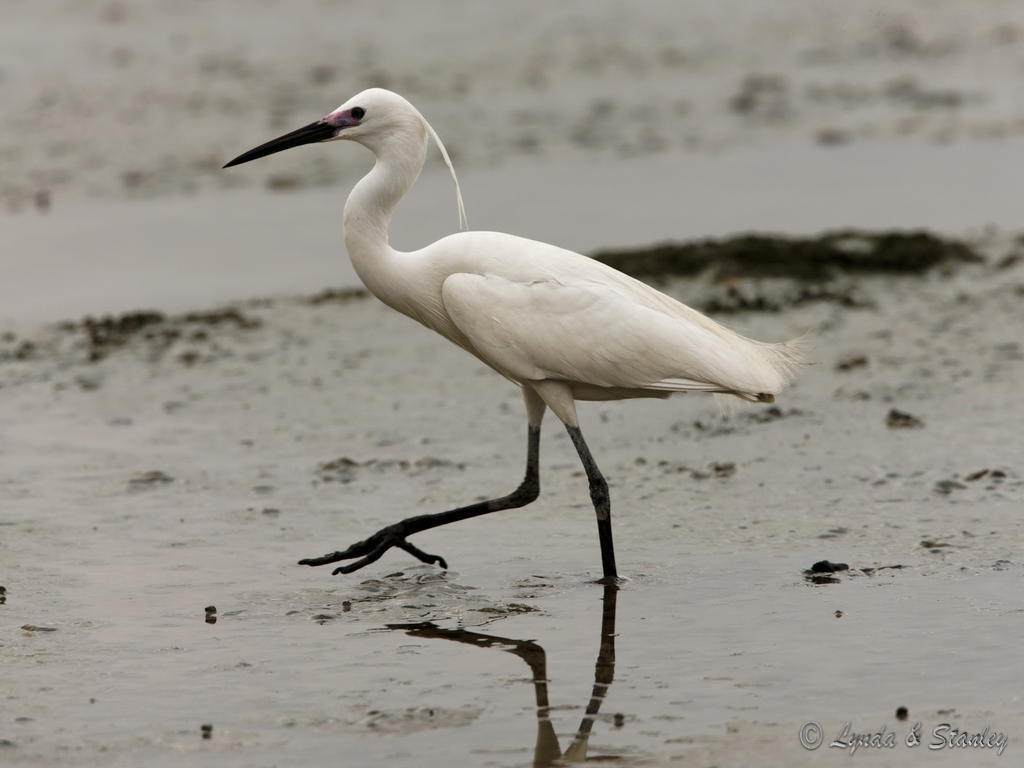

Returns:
441,273,803,399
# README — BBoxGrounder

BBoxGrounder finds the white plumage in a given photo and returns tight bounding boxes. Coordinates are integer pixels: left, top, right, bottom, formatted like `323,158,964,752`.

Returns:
224,88,807,581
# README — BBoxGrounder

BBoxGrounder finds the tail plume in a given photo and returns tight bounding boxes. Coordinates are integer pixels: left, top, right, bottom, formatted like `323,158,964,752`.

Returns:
760,332,813,393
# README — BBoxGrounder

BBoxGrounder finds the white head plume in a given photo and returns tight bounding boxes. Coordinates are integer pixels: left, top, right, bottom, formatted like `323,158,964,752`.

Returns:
420,113,468,231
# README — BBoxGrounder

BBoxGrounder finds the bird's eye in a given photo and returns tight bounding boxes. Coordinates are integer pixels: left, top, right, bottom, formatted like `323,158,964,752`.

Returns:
351,107,365,120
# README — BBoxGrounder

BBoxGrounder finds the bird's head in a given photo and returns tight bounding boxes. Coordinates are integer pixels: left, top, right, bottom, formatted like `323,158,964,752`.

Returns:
223,87,467,230
223,88,423,168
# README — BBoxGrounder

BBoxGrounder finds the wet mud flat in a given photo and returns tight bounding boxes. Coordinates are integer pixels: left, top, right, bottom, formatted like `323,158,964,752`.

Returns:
2,229,1023,766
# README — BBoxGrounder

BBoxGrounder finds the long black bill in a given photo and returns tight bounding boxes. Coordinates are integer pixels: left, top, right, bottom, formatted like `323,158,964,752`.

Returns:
223,120,337,168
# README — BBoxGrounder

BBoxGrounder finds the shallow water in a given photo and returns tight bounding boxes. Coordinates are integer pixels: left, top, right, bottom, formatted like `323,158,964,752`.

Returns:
5,540,1022,766
3,257,1022,765
5,137,1024,329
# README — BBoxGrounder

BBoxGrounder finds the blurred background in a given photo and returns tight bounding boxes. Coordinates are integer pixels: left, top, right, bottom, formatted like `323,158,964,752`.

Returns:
3,0,1024,326
5,0,1024,203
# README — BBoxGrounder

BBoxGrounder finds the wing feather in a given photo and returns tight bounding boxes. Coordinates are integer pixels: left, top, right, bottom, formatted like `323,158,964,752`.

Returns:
441,273,799,396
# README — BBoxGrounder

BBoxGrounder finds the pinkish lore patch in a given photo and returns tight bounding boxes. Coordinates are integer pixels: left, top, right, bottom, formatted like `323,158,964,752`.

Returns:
325,108,361,128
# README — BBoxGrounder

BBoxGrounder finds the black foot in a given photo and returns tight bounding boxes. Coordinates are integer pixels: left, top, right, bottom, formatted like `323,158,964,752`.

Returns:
298,522,449,575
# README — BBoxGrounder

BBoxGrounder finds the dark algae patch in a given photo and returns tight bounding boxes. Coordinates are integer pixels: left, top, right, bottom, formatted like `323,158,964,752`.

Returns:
73,311,166,362
315,456,466,484
590,230,981,282
702,282,874,314
591,230,982,314
4,305,267,369
302,287,370,305
66,307,261,362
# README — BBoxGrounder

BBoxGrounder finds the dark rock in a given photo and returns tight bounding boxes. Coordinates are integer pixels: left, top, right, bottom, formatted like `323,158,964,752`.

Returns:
886,409,924,428
809,560,849,573
804,560,849,584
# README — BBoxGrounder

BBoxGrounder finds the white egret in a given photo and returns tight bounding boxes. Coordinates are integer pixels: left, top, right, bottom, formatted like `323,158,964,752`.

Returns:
224,88,806,582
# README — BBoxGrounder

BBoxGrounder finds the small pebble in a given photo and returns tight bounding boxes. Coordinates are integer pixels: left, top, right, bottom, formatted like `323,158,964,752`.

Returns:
896,706,908,721
127,470,174,490
836,354,868,371
201,723,213,739
613,713,625,728
934,479,966,495
711,461,736,478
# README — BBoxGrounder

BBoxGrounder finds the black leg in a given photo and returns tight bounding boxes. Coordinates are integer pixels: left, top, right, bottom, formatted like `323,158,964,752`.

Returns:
566,425,618,583
300,425,541,575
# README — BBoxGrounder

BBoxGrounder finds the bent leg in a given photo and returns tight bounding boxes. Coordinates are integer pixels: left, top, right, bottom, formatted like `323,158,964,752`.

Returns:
301,390,545,575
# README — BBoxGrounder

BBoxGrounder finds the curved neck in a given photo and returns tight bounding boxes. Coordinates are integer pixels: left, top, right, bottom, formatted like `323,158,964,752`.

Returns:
343,126,428,260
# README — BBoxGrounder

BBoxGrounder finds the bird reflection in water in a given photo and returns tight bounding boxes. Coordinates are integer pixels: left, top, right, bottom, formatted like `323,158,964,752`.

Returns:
388,584,620,766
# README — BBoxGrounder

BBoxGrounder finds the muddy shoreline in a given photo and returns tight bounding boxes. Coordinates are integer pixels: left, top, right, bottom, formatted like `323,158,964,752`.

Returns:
3,225,1022,766
5,1,1024,765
